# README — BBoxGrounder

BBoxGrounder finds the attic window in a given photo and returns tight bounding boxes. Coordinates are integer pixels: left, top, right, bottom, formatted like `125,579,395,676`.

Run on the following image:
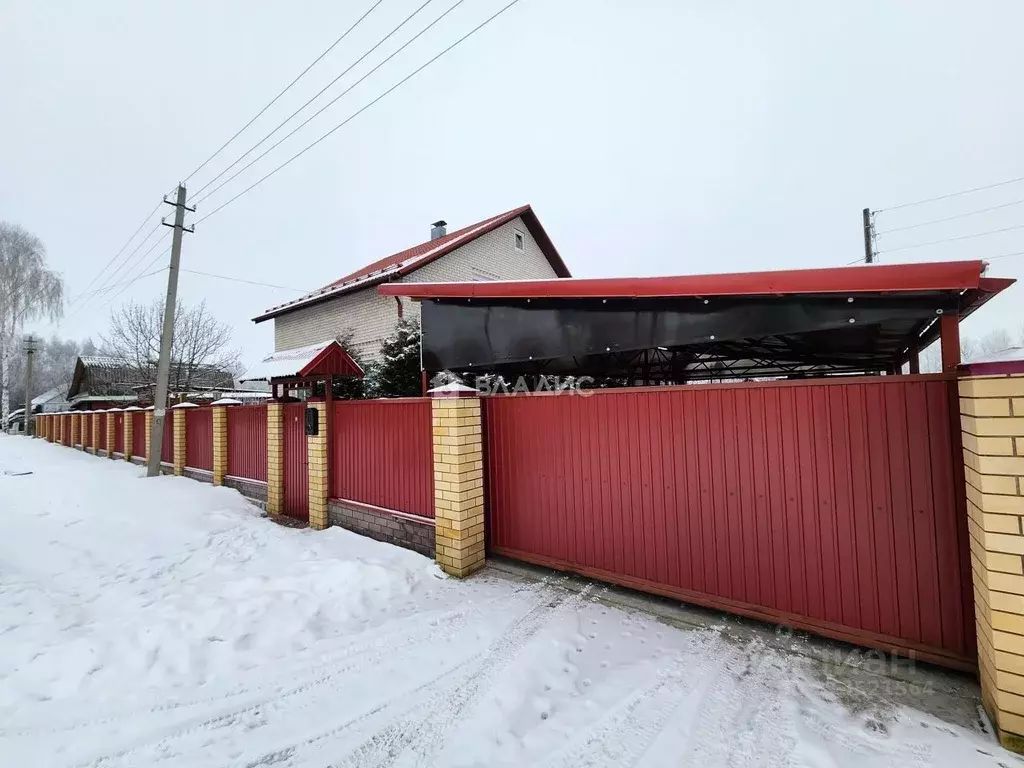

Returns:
513,230,525,252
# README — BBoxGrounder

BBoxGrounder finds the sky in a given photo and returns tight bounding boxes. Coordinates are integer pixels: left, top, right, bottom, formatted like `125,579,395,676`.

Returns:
3,0,1024,368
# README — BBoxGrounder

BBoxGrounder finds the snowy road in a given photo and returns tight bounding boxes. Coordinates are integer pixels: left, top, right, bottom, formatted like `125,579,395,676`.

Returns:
0,435,1015,767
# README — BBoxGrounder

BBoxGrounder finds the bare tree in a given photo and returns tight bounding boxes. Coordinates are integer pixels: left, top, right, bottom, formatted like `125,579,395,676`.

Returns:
100,298,241,392
0,223,64,422
978,328,1013,359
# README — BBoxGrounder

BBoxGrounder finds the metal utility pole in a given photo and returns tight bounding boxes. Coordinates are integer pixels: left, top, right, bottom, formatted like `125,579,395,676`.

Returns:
22,334,38,436
146,184,194,477
862,208,875,264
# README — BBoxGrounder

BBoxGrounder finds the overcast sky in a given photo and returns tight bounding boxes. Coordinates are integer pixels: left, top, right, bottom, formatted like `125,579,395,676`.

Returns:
3,0,1023,366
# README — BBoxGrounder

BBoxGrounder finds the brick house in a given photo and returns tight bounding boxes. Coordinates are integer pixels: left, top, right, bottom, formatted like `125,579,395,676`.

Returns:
251,205,571,364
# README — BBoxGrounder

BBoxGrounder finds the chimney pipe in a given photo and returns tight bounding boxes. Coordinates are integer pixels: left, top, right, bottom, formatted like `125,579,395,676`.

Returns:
430,220,447,240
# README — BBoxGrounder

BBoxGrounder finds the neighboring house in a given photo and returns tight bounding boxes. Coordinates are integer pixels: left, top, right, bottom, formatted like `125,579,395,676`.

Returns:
251,205,571,363
67,356,236,410
3,386,70,432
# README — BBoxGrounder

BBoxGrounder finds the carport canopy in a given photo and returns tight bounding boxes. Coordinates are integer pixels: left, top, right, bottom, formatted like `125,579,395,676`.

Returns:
379,260,1014,382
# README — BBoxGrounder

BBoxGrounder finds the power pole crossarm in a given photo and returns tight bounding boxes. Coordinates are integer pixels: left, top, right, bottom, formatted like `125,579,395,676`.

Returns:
146,184,190,477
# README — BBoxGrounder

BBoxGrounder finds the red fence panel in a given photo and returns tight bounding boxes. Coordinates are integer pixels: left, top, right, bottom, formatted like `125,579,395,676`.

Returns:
132,412,147,457
227,405,267,481
161,418,174,464
113,412,125,454
185,408,213,471
485,375,973,670
97,413,108,452
63,416,71,446
330,399,434,518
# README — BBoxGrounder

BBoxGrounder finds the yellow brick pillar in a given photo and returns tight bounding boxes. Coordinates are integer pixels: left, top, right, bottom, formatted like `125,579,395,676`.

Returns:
145,409,153,462
960,364,1024,753
307,402,329,530
212,405,228,486
123,408,135,460
430,384,486,577
267,403,284,515
91,412,100,454
172,405,188,476
106,409,117,458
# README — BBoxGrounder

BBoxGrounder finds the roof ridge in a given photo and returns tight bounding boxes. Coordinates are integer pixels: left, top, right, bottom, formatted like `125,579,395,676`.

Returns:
254,204,537,321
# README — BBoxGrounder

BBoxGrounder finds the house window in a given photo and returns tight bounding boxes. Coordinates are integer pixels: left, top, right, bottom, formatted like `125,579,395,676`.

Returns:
513,230,525,252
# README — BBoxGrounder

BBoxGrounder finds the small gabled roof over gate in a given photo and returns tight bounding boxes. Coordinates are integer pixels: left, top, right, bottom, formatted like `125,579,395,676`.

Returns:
240,340,363,383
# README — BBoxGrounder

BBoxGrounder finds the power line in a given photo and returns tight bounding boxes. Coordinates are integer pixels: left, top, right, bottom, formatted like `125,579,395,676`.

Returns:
70,199,164,303
68,267,169,304
877,174,1024,213
983,250,1024,262
183,0,387,184
195,0,524,226
64,223,166,315
95,246,173,314
876,222,1024,254
875,198,1024,235
189,0,436,202
180,268,311,293
64,231,171,323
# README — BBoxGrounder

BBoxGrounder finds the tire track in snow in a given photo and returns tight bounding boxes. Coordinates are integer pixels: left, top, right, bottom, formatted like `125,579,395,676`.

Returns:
66,580,554,767
673,636,794,768
540,653,722,768
4,606,470,740
331,582,593,768
59,608,477,767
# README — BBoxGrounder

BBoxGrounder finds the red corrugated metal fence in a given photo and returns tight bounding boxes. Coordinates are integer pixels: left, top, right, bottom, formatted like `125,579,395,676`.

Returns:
227,405,267,481
185,408,213,471
97,413,108,452
484,375,973,670
63,416,71,446
132,411,146,457
331,399,434,518
161,418,174,464
113,412,125,454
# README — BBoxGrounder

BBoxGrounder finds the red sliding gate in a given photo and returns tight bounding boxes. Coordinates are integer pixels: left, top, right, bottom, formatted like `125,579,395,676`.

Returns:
485,374,974,670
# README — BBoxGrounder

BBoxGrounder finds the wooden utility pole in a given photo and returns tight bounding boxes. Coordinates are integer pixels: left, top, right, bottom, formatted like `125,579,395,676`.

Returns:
22,334,38,436
862,208,875,264
146,184,194,477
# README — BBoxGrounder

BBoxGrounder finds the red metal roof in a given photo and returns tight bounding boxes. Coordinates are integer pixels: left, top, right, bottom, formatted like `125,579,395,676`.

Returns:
253,204,571,323
379,260,1011,300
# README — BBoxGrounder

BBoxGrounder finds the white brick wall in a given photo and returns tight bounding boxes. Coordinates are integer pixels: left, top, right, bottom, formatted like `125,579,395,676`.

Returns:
272,217,559,362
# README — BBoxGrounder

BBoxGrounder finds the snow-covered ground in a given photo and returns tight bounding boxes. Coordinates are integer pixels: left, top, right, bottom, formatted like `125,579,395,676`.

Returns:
0,435,1016,767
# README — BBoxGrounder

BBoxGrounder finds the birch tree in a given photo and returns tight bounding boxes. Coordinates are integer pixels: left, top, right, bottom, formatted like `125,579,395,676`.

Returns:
0,223,64,423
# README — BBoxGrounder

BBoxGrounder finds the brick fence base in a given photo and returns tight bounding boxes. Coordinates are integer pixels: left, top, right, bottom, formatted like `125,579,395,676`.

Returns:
328,500,435,558
183,468,214,484
224,477,268,504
